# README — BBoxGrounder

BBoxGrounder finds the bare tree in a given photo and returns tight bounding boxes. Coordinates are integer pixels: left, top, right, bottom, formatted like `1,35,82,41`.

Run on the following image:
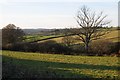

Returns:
62,28,76,47
74,6,110,53
62,35,75,47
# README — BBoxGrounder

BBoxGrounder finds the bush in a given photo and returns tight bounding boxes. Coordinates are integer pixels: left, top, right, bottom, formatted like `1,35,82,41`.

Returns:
37,40,71,54
62,36,75,46
110,42,120,53
5,40,71,55
3,39,119,56
89,40,116,56
70,43,86,55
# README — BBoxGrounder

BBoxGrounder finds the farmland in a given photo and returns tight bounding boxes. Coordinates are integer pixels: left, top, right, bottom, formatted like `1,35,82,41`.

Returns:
23,29,120,43
2,50,120,78
22,35,62,42
2,28,120,79
1,2,120,79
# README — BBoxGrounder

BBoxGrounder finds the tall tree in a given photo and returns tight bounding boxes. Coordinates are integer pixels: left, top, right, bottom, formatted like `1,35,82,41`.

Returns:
74,6,110,53
2,24,25,46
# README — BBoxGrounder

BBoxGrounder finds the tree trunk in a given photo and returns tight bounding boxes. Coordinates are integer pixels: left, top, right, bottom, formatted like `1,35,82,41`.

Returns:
85,36,90,54
85,42,89,54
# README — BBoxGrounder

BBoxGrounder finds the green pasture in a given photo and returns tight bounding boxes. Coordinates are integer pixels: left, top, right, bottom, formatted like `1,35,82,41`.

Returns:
23,35,56,42
23,30,119,43
2,50,120,78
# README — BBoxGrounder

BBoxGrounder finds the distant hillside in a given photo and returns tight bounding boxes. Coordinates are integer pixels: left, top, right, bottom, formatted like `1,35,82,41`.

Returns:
23,28,53,34
23,28,70,36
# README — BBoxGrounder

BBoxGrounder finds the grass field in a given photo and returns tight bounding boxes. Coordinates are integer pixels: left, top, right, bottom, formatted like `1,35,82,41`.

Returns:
52,30,120,43
2,50,120,78
23,34,63,42
23,35,56,42
24,30,120,43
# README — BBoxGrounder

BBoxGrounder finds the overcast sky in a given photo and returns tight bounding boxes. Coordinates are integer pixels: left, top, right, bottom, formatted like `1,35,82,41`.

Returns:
0,0,119,29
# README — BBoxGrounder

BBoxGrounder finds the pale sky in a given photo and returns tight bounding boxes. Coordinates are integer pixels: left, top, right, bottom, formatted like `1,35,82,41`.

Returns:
0,0,119,29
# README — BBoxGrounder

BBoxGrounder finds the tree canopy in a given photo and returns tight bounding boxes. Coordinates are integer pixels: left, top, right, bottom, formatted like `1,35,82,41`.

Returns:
2,24,25,46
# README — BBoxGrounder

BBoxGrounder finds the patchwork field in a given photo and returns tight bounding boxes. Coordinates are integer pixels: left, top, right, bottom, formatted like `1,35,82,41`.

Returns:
2,50,120,79
23,30,120,43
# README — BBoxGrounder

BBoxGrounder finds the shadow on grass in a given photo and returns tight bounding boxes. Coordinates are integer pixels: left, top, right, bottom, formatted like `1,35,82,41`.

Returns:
2,55,119,79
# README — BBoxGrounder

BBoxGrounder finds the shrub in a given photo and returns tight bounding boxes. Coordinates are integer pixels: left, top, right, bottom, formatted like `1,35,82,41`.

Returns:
89,40,115,56
71,43,86,55
62,36,75,47
37,40,71,54
6,40,71,55
110,42,120,53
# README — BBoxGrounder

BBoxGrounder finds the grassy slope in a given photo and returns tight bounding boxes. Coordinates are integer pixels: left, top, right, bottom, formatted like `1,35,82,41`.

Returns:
2,50,120,78
23,35,63,42
99,30,119,42
25,30,119,43
54,30,119,43
23,35,56,42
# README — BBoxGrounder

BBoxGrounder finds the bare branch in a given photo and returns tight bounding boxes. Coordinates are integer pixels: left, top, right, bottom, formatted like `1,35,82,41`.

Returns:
73,5,111,53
